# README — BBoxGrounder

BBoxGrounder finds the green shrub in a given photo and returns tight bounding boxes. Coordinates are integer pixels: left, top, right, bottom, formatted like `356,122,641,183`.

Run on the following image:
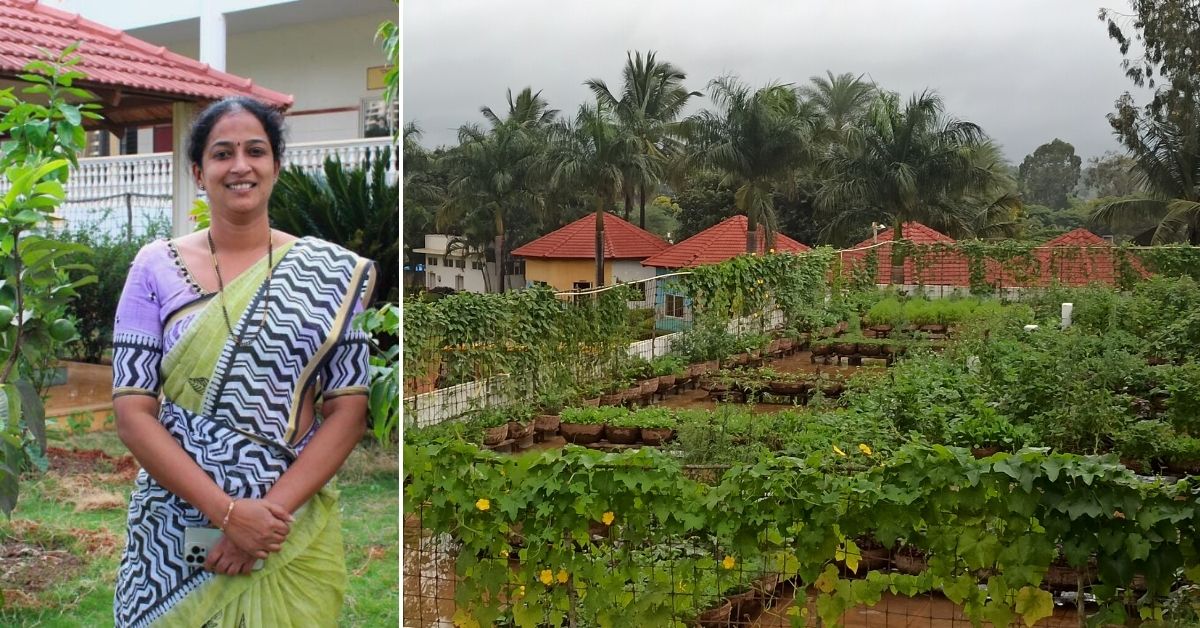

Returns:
1115,420,1174,465
57,213,170,363
270,147,399,302
864,298,903,327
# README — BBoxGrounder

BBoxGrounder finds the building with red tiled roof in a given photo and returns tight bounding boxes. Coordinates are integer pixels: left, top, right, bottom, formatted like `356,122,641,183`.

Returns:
1030,228,1148,287
511,212,669,291
840,221,969,286
0,0,293,128
641,215,811,269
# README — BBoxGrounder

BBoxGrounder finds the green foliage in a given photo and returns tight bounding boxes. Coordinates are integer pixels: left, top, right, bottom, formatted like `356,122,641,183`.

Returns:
56,213,170,363
0,44,100,516
1018,139,1081,209
354,303,399,444
402,284,638,399
270,148,399,302
406,439,1200,627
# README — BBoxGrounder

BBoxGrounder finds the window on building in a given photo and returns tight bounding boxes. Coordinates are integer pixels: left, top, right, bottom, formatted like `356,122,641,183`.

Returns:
455,259,465,269
665,294,686,318
361,97,398,138
573,281,591,291
121,127,138,154
455,275,465,290
471,261,485,270
428,257,438,266
512,260,526,275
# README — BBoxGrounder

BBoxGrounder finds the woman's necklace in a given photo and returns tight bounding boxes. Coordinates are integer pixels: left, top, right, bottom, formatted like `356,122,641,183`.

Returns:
207,229,273,346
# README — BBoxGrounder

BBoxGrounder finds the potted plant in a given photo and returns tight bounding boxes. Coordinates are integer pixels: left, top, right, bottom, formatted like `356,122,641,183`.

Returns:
558,407,608,445
604,410,641,445
533,388,573,440
576,382,603,407
470,408,512,449
505,404,536,450
650,355,685,395
634,407,676,445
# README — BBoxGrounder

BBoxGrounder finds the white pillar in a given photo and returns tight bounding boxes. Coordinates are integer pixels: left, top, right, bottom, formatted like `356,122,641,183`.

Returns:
171,101,198,237
1061,302,1073,329
199,1,226,72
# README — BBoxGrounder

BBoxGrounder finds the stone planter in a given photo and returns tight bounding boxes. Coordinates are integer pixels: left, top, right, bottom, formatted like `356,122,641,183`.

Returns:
640,427,674,446
833,342,858,355
598,391,624,406
559,422,603,445
482,425,508,447
604,425,640,445
533,414,561,439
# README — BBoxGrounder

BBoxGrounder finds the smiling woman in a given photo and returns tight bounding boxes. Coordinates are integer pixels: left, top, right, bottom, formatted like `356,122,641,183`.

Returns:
111,97,377,628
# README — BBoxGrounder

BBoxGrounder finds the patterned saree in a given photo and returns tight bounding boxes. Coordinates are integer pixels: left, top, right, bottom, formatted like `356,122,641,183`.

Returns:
111,237,375,628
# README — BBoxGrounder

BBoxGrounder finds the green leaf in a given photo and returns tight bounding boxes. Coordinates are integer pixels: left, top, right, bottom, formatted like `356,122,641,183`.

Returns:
1014,586,1053,627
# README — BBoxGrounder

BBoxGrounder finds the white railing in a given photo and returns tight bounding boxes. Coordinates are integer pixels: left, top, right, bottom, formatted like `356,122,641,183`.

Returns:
32,136,397,238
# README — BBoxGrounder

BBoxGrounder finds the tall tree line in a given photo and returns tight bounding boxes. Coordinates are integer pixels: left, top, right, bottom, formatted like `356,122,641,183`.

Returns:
404,52,1030,291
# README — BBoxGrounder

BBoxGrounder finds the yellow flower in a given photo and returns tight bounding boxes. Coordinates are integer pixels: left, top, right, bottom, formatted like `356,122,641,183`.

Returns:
539,569,554,585
858,443,873,456
556,569,569,584
769,248,776,254
602,511,615,525
515,585,526,598
475,498,490,511
833,445,847,457
722,555,736,570
757,279,764,285
500,549,509,557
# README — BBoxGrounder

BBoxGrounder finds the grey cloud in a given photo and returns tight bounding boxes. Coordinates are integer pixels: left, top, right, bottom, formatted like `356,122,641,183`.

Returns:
403,0,1149,162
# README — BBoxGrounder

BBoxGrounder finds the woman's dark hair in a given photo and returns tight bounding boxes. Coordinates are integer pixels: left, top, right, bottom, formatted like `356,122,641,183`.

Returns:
187,96,287,166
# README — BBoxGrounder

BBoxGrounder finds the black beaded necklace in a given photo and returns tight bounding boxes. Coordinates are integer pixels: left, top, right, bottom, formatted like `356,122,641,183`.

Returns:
207,229,273,346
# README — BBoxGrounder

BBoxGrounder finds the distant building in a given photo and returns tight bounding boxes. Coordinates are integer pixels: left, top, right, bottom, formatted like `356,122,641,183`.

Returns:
413,235,522,294
511,212,668,292
641,215,811,330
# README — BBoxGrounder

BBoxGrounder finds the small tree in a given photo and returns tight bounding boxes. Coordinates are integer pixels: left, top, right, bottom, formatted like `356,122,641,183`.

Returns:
0,44,100,516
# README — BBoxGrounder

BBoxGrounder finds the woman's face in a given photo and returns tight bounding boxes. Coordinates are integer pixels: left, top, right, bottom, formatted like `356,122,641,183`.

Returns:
192,108,280,219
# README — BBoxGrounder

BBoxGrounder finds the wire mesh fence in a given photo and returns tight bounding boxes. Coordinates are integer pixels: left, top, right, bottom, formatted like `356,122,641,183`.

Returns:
55,192,171,240
402,477,1161,628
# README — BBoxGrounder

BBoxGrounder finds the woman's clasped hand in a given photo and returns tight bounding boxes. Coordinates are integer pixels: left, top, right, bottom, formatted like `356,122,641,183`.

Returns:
203,498,294,575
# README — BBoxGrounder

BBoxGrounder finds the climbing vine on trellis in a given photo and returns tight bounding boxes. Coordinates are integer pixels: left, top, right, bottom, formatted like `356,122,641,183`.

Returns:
682,248,837,330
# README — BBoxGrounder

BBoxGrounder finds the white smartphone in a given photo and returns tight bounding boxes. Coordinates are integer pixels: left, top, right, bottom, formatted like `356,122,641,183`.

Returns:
183,527,265,571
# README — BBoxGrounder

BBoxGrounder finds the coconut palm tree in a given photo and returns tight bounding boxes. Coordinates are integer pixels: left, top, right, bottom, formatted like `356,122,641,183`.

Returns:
800,71,876,142
815,90,1001,245
686,76,817,251
543,102,643,287
1090,96,1200,244
586,51,700,228
440,88,556,292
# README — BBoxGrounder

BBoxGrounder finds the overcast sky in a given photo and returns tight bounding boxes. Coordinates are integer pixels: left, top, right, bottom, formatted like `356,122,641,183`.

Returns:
402,0,1151,166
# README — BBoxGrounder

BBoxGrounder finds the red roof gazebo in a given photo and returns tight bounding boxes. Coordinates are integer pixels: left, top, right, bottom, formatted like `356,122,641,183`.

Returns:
0,0,294,234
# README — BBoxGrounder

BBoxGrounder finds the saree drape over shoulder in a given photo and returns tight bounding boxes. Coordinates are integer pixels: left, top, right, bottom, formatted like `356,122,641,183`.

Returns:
111,237,375,628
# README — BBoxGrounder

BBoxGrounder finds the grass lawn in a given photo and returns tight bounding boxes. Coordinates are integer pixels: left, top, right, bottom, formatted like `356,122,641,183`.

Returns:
0,430,398,627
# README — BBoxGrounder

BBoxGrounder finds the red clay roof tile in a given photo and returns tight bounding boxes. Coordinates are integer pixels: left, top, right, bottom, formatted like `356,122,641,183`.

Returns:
0,0,292,108
511,212,669,259
641,215,810,268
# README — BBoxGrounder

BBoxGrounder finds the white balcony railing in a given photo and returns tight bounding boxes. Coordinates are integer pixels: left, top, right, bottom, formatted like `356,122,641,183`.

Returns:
52,136,397,238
